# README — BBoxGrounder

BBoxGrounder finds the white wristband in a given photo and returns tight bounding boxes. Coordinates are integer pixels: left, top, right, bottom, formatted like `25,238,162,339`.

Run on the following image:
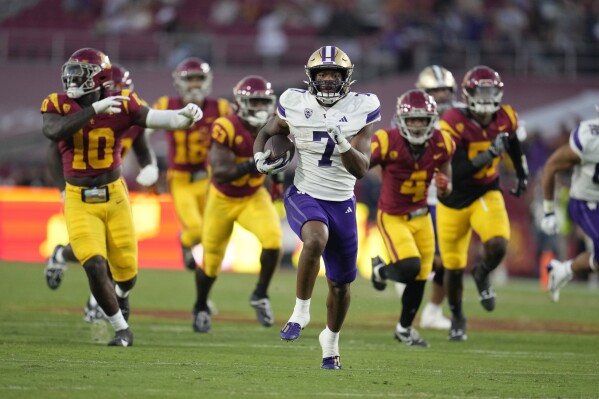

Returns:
543,200,555,214
337,138,351,153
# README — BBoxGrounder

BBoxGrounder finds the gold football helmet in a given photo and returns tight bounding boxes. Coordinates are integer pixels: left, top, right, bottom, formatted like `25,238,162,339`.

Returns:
415,65,456,115
304,46,354,105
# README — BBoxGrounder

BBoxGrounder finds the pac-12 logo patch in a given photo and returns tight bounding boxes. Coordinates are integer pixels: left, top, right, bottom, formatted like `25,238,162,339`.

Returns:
304,108,313,119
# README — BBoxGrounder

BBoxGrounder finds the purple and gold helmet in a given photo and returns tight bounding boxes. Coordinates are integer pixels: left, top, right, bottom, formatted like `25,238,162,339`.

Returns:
304,46,354,105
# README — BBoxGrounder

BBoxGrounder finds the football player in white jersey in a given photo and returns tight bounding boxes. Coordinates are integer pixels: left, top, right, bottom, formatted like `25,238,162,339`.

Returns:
541,115,599,302
253,45,381,370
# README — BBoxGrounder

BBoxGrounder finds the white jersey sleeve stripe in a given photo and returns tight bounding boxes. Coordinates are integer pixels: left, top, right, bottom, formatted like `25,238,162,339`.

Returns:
277,103,286,119
366,106,381,124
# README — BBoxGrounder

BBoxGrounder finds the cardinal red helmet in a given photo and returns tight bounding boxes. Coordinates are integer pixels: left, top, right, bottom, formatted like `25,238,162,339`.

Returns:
233,75,277,127
62,48,112,99
172,57,213,104
462,65,504,114
110,63,134,92
396,89,438,146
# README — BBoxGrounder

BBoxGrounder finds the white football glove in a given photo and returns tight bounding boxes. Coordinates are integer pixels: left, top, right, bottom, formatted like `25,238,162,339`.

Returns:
177,103,203,126
540,213,558,235
254,150,284,175
136,164,159,186
92,96,129,114
327,125,351,153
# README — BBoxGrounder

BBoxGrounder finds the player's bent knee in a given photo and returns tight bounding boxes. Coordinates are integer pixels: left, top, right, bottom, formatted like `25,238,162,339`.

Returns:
387,257,421,283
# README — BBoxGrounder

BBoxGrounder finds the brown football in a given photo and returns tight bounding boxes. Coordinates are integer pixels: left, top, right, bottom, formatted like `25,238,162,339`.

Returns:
265,135,295,162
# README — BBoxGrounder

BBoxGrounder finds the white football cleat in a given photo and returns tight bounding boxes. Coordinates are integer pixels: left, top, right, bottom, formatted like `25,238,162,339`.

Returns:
547,259,573,303
419,302,451,330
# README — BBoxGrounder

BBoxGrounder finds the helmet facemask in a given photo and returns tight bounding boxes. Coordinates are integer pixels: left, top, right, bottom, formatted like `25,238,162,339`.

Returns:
174,72,212,104
306,66,353,105
62,62,104,99
464,85,503,114
238,96,276,127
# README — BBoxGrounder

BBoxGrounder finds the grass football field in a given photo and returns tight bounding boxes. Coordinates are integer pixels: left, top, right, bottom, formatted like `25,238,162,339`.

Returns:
0,261,597,399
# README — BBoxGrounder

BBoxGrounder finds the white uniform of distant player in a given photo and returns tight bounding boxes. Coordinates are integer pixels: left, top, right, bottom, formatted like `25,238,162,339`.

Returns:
277,89,381,201
569,118,599,201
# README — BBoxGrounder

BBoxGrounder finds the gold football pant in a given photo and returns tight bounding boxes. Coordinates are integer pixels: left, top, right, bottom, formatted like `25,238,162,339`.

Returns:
64,178,137,282
168,169,209,248
202,184,282,277
376,210,435,281
437,190,510,270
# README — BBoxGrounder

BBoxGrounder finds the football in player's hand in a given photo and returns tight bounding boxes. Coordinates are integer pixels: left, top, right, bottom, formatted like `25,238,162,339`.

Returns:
265,135,295,163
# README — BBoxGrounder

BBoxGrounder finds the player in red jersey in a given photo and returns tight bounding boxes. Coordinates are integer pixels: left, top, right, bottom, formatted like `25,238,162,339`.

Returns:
41,48,202,346
151,57,233,272
370,89,455,347
44,63,159,323
437,65,528,342
191,75,282,333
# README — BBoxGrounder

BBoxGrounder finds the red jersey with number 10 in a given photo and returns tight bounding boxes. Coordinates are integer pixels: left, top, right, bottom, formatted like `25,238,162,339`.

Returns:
40,89,144,178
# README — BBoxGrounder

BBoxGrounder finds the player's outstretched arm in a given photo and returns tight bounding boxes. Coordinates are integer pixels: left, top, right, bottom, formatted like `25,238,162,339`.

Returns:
142,103,203,130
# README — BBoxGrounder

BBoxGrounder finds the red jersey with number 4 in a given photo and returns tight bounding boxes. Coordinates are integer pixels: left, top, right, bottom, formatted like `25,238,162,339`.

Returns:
153,96,232,173
40,89,144,178
210,114,266,198
371,128,455,215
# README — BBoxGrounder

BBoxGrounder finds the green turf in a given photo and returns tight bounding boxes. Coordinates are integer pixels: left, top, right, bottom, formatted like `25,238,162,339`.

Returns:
0,261,598,398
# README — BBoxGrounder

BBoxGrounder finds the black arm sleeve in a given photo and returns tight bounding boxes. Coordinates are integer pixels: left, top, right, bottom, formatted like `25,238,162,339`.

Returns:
506,134,528,179
452,147,493,182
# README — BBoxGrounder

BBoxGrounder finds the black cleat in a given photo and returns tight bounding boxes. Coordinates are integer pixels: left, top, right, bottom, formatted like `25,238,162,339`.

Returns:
394,327,430,347
249,294,274,327
45,244,67,289
448,317,467,342
192,310,211,333
371,256,387,291
472,265,495,312
107,328,133,347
